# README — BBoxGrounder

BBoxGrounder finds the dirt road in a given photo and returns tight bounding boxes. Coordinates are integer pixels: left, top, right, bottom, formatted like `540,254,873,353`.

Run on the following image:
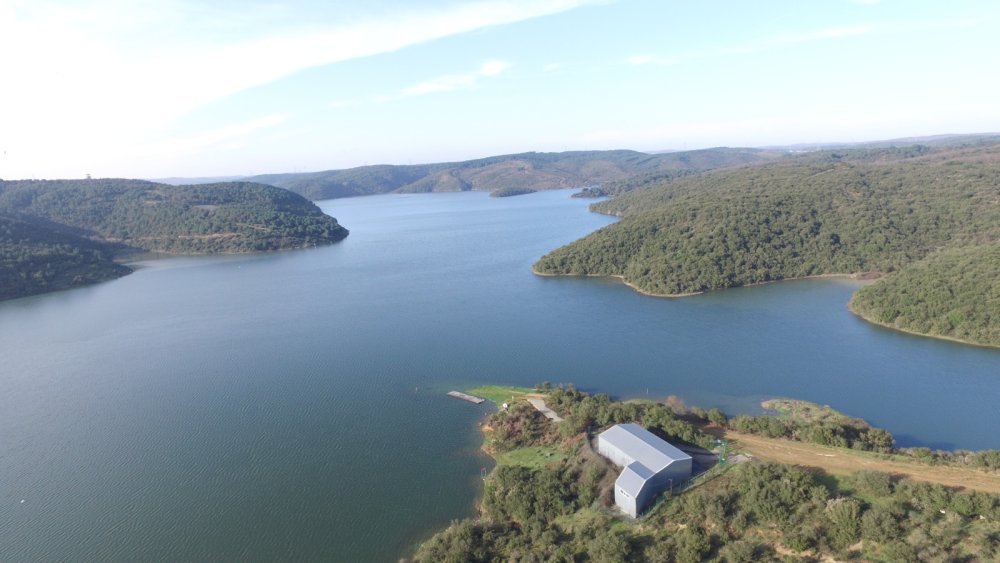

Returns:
720,429,1000,494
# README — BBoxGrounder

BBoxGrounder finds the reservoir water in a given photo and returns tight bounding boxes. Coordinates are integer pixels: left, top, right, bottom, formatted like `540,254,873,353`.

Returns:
1,190,998,561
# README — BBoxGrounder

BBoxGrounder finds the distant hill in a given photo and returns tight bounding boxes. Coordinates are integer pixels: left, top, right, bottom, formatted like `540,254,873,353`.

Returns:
0,179,349,300
155,134,1000,200
534,143,1000,347
152,175,247,185
767,132,1000,152
244,149,782,201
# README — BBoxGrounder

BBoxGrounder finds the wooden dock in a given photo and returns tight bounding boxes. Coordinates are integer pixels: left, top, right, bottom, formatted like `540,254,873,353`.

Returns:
447,391,486,404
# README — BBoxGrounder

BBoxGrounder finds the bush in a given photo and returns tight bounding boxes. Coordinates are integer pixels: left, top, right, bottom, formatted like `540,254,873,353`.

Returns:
707,408,728,426
825,498,862,550
860,506,899,543
851,470,894,498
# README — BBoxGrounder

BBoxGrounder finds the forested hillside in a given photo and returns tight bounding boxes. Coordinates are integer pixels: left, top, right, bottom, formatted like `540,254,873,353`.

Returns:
850,243,1000,346
0,179,348,253
534,143,1000,346
0,213,131,300
246,148,780,200
0,179,349,300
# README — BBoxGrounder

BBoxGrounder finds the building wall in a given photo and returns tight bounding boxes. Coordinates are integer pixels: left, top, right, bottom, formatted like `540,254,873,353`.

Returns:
618,459,694,517
596,436,634,468
657,457,692,484
640,459,691,512
599,429,695,517
633,485,651,517
614,486,638,518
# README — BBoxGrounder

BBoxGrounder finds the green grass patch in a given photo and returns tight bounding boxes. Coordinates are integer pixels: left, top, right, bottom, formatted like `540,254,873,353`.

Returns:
466,385,536,406
624,398,659,406
496,446,566,469
554,506,610,533
761,398,867,428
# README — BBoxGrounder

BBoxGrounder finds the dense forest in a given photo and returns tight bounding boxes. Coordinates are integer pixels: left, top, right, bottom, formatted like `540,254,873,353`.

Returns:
0,213,131,300
850,242,1000,346
0,178,349,300
245,148,780,200
534,143,1000,346
413,386,1000,562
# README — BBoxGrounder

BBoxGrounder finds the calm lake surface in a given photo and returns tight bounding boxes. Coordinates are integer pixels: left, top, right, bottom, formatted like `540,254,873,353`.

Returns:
1,190,998,561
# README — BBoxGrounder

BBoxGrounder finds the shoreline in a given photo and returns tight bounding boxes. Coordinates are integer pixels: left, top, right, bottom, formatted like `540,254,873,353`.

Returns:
847,299,1000,350
531,267,703,297
532,266,875,299
533,266,998,349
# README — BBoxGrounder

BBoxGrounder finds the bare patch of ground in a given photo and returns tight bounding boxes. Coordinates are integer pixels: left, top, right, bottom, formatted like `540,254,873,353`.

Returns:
718,429,1000,494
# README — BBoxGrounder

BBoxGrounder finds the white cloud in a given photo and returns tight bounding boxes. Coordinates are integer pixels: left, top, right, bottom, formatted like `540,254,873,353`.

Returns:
0,0,598,178
543,63,562,72
328,99,356,109
480,60,512,77
402,60,513,96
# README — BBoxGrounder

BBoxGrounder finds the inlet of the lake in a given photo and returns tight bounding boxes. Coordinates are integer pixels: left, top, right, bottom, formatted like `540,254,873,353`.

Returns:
1,190,997,561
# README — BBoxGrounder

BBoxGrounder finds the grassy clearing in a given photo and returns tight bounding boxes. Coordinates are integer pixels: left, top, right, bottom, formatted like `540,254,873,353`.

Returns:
761,398,866,427
496,445,567,469
466,385,536,405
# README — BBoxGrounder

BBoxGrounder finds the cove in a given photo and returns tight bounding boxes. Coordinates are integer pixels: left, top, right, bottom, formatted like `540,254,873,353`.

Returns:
1,190,998,561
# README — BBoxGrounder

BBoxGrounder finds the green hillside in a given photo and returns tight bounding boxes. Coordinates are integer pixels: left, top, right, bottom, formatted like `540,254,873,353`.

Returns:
534,144,1000,346
0,179,349,300
246,148,780,201
0,213,131,300
0,179,348,254
850,243,1000,346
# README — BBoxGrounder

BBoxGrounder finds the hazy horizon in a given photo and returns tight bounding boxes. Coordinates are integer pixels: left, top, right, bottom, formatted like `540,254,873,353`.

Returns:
7,131,1000,183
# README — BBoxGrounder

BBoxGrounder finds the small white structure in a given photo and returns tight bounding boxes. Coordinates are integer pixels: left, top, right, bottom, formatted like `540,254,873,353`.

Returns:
597,423,693,517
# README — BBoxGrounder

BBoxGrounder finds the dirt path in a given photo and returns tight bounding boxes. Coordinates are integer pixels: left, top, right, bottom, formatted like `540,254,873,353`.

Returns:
527,398,564,422
720,429,1000,494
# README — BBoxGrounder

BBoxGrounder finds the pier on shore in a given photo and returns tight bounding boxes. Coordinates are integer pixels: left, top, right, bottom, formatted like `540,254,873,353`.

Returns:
447,390,486,404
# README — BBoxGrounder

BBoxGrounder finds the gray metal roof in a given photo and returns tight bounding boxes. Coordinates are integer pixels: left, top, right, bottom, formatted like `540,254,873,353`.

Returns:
599,423,692,473
617,461,654,496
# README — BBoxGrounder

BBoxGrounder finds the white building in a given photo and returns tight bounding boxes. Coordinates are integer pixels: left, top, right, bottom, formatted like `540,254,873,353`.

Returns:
596,423,693,517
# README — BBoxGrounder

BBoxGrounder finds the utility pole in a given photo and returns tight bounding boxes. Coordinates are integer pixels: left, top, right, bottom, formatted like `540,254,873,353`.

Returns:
716,439,729,466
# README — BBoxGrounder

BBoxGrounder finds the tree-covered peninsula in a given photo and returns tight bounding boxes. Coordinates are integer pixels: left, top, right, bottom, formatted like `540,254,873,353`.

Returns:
0,178,349,300
413,385,1000,562
490,187,537,198
0,213,131,300
534,143,1000,347
850,242,1000,347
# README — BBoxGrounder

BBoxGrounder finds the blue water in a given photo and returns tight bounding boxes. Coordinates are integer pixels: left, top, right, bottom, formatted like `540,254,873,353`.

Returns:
1,190,997,560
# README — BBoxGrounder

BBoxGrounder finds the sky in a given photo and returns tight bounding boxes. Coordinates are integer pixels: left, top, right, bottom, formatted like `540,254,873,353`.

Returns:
2,0,999,179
